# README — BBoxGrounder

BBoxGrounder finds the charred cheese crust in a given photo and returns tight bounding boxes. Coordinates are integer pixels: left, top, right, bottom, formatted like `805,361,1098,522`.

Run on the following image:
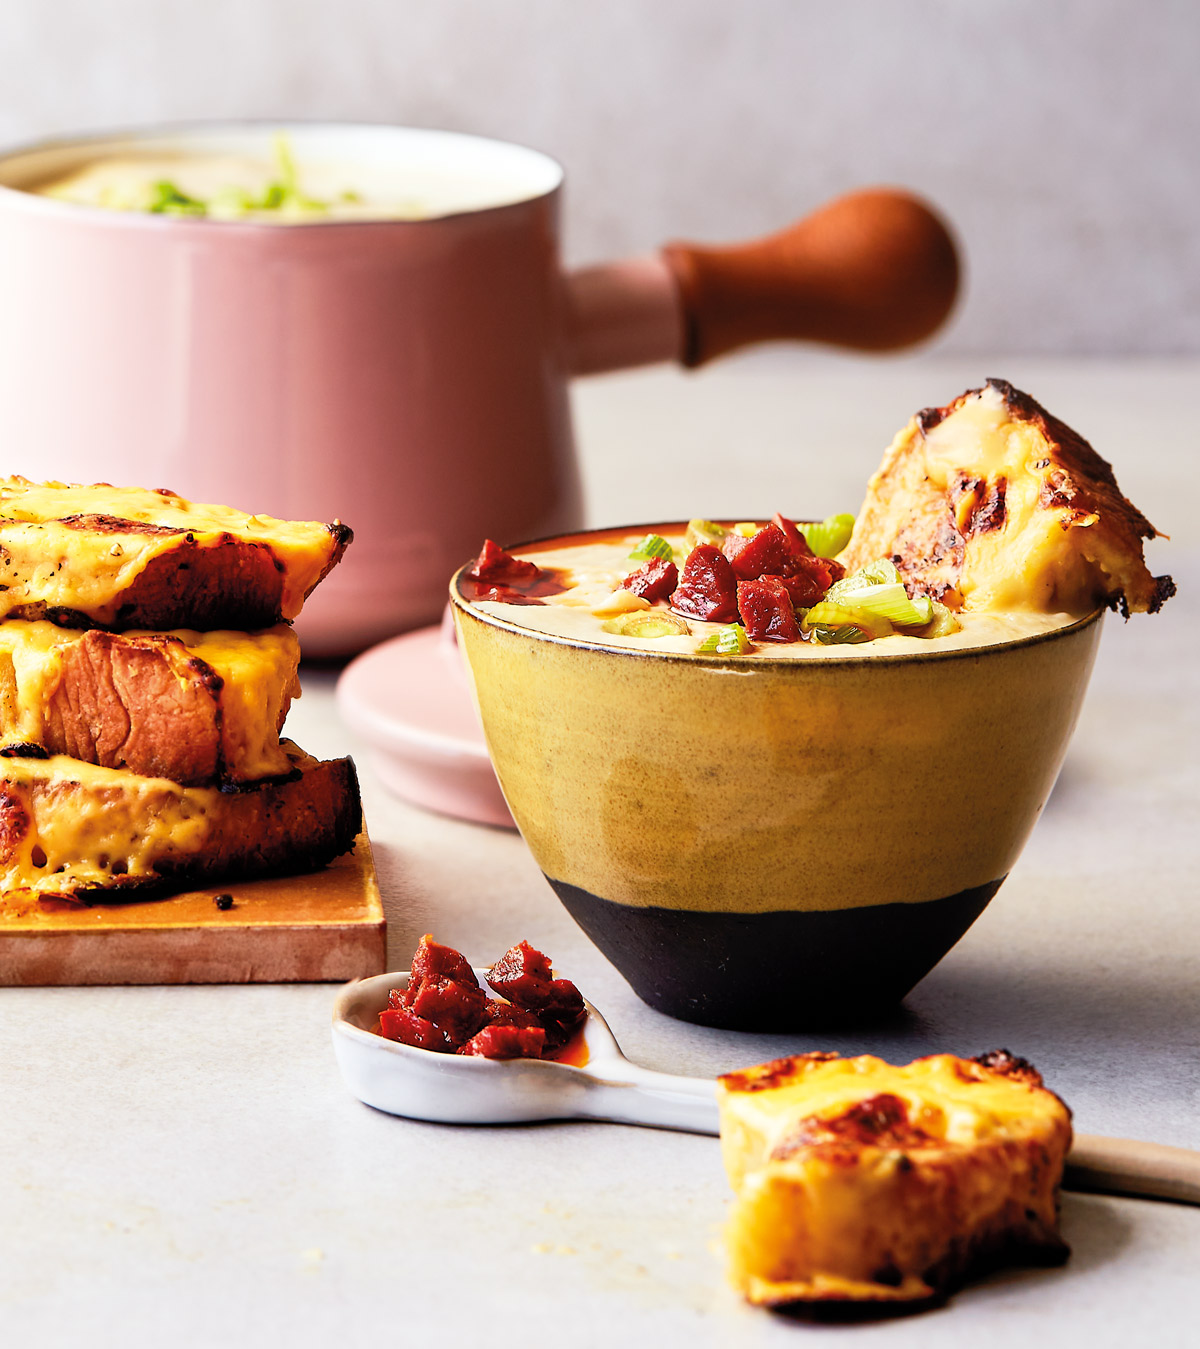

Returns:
0,478,351,629
717,1050,1072,1307
0,741,359,901
0,622,300,785
840,379,1174,616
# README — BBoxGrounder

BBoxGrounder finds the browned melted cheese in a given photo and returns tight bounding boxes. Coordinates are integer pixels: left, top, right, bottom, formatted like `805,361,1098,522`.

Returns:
717,1050,1072,1306
0,478,350,624
0,740,358,902
840,380,1174,616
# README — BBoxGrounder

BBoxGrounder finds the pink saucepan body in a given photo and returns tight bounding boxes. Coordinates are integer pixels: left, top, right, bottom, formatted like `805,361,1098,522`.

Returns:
0,123,957,655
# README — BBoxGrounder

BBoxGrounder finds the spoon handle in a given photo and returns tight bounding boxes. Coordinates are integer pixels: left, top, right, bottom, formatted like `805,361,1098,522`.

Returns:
1066,1134,1200,1207
575,1060,720,1135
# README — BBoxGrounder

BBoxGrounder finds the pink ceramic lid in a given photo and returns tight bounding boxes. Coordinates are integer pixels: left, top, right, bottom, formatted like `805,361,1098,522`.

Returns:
336,612,514,829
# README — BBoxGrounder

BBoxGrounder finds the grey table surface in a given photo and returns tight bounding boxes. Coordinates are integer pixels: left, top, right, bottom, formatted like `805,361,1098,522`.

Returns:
2,356,1197,1346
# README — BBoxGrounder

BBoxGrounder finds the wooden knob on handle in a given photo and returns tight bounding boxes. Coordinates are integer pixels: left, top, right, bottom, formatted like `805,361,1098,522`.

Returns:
662,187,959,367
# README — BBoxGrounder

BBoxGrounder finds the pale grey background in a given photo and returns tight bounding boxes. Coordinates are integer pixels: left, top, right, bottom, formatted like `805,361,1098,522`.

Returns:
1,0,1196,355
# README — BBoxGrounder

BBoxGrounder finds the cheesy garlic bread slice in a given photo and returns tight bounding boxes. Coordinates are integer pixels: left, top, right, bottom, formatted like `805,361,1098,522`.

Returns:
718,1050,1071,1307
0,477,351,629
0,741,359,902
840,380,1173,616
0,622,300,785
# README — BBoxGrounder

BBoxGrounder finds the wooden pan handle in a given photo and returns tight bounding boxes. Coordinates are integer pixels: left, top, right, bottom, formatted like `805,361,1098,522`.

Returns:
1066,1134,1200,1206
661,187,959,367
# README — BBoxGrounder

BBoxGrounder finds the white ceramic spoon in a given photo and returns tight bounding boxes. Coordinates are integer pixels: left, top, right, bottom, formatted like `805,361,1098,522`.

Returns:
332,969,718,1133
332,971,1200,1205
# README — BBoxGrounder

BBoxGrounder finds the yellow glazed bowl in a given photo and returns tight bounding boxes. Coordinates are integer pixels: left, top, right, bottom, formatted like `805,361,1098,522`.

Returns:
451,527,1103,1030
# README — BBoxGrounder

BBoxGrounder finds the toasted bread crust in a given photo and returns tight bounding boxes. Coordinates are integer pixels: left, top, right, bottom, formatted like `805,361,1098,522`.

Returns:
0,743,360,901
717,1049,1072,1308
841,379,1173,616
0,478,352,629
0,625,300,785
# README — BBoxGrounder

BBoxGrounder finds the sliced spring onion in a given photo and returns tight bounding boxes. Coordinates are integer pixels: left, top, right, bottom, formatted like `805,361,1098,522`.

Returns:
919,599,962,638
627,533,675,563
684,519,728,550
825,558,902,603
602,610,690,639
818,582,931,628
148,180,206,215
732,522,759,537
697,623,752,654
145,135,332,219
798,513,855,558
811,624,873,645
802,602,894,641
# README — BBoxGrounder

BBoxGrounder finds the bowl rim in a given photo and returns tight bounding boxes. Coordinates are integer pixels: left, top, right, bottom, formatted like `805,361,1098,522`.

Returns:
449,520,1106,667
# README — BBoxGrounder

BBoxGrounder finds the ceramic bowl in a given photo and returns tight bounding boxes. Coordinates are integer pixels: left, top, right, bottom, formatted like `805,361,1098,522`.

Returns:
450,527,1103,1030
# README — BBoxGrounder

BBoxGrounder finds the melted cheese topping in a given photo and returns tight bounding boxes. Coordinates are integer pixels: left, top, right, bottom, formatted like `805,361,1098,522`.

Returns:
471,533,1078,658
0,741,313,896
921,387,1098,611
0,622,300,782
719,1053,1067,1189
919,382,1017,486
717,1052,1072,1305
841,382,1168,616
0,478,342,621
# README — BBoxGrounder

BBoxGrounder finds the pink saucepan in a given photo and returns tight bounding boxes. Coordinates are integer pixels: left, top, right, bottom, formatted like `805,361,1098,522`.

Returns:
0,122,957,655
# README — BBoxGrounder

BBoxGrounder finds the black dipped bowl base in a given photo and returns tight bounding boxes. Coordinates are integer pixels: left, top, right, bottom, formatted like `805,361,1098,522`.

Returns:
547,877,1004,1031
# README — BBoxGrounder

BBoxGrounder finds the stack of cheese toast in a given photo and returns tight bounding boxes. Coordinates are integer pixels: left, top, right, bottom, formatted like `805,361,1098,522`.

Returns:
0,477,360,905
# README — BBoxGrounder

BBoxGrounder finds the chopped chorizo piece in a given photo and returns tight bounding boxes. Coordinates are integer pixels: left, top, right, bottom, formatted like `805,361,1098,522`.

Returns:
737,578,802,643
671,545,740,622
459,1025,548,1059
776,555,844,608
408,933,478,990
407,976,489,1044
482,1001,544,1031
771,513,817,562
468,539,540,584
723,524,795,581
487,940,587,1047
468,583,545,605
395,933,490,1046
378,1006,454,1053
621,557,679,602
380,935,589,1061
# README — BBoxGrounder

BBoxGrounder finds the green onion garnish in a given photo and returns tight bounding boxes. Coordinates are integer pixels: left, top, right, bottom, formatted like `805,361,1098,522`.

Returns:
628,533,675,563
810,624,873,645
697,623,752,655
818,582,930,628
143,135,336,219
802,602,894,641
684,519,728,551
602,611,690,639
798,513,855,558
148,181,206,215
825,558,902,602
921,599,962,638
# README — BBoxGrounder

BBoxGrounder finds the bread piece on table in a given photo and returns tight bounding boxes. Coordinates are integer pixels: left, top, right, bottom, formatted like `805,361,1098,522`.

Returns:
840,379,1173,616
717,1050,1072,1308
0,622,300,786
0,477,351,629
0,740,360,901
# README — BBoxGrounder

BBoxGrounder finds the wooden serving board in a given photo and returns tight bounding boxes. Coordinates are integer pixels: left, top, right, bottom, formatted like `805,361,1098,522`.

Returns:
0,827,385,986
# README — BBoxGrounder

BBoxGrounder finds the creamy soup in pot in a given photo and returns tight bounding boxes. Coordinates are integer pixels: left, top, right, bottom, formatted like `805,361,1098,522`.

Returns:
28,133,536,223
33,147,426,221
